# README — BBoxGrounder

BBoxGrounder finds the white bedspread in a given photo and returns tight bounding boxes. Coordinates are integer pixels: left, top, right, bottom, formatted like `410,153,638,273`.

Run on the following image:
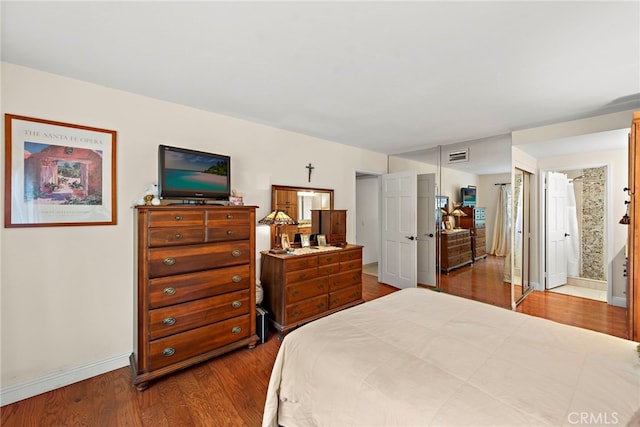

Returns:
263,288,640,426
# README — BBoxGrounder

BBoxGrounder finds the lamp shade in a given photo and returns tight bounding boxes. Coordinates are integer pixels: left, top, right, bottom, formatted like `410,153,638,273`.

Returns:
258,210,297,225
449,207,467,217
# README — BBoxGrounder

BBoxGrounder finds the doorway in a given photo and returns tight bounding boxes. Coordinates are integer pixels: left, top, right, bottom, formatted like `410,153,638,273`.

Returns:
544,166,609,302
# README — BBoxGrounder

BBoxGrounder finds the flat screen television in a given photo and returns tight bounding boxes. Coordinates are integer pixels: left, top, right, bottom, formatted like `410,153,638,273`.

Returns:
158,145,231,203
461,187,476,207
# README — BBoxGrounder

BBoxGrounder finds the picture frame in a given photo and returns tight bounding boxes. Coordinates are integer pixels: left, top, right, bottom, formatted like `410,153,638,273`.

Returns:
444,220,453,230
281,234,291,250
300,234,311,248
317,234,327,246
4,114,117,227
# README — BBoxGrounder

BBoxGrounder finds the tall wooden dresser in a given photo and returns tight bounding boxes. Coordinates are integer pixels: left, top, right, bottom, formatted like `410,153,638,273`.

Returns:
438,229,473,273
459,206,487,261
260,244,363,336
130,205,258,390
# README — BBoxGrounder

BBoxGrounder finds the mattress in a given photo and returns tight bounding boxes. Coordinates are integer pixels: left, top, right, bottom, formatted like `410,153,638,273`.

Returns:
263,288,640,426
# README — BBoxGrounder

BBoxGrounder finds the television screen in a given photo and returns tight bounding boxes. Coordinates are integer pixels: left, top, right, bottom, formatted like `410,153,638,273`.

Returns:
158,145,231,202
461,187,476,207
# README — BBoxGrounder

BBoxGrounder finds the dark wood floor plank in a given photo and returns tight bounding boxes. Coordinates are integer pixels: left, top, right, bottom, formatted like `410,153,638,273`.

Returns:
1,261,628,425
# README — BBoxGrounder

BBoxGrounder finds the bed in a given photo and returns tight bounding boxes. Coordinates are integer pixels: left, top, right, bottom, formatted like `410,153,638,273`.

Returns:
263,288,640,426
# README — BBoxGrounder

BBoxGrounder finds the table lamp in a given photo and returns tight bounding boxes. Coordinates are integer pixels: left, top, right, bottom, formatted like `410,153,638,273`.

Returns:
449,207,467,229
258,209,297,253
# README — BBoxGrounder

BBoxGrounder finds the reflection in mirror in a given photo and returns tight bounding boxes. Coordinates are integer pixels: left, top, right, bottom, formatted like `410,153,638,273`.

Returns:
511,167,532,307
390,136,513,306
270,185,334,248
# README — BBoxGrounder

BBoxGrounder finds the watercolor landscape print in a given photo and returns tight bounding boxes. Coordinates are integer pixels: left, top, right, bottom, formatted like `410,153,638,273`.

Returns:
23,142,103,205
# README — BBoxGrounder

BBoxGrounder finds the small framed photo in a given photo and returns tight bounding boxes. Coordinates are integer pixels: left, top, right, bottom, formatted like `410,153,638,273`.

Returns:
281,234,291,250
317,234,327,246
300,234,311,247
444,220,453,230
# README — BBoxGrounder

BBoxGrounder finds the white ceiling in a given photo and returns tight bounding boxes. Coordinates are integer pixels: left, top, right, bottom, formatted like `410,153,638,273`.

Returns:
2,1,639,168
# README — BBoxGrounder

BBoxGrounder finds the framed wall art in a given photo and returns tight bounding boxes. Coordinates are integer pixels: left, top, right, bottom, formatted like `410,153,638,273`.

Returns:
4,114,117,227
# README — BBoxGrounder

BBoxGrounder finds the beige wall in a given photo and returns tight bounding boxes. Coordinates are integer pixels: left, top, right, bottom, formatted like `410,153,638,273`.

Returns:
0,63,388,403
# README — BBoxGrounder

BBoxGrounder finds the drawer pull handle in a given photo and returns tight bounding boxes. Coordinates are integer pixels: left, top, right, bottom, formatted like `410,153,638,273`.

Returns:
163,347,176,357
318,302,325,309
174,233,182,239
292,290,300,297
162,257,176,266
162,317,176,326
174,215,183,221
232,275,242,283
318,284,324,289
226,229,233,235
226,214,234,219
231,326,242,334
292,311,300,317
231,300,242,309
299,273,306,279
163,287,176,296
231,249,241,257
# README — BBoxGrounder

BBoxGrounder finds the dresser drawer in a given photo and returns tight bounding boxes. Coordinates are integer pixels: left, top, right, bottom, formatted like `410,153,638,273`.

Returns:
148,226,205,247
285,267,318,284
340,249,362,262
284,256,318,271
148,210,205,227
329,270,361,292
148,242,251,278
286,278,327,304
318,253,340,266
318,262,340,275
285,295,327,324
206,208,252,223
329,284,362,309
206,223,251,242
148,264,250,309
148,315,250,371
340,259,361,272
149,290,250,340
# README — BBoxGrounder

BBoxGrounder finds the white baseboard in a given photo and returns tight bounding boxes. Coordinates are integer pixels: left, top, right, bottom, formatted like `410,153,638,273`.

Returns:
1,352,130,406
612,296,627,308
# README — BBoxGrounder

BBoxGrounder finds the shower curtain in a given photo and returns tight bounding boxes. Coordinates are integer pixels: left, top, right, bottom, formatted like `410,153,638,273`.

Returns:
566,181,580,277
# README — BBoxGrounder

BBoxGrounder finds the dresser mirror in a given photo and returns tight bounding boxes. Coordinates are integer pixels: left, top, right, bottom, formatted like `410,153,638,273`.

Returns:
270,185,334,247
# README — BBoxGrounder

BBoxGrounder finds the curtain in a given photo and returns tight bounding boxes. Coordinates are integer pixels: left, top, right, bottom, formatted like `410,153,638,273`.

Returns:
491,184,511,257
566,181,580,277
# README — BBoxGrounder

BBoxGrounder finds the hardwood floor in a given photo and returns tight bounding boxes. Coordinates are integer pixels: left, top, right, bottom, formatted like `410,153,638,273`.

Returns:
1,263,628,426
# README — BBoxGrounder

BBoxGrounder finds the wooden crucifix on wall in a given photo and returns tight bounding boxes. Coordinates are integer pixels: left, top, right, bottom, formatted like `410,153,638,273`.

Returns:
306,163,314,182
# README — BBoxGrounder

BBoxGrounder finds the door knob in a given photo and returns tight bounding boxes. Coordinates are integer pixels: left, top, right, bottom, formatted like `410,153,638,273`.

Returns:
405,236,416,240
564,233,570,237
425,233,434,238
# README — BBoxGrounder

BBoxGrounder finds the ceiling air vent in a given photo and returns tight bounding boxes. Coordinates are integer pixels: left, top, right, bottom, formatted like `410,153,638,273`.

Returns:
448,148,469,164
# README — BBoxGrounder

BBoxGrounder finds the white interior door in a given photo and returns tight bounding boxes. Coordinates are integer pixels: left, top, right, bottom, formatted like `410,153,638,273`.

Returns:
379,171,417,289
417,174,436,286
546,171,568,289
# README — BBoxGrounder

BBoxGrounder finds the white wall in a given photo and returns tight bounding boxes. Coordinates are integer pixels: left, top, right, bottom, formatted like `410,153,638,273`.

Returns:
0,63,388,404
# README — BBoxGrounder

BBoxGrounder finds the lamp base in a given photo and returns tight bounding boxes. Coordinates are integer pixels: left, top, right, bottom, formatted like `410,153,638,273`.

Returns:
269,248,287,254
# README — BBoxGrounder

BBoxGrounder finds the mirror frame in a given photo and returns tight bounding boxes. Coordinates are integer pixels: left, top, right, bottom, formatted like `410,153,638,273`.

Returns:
271,185,334,212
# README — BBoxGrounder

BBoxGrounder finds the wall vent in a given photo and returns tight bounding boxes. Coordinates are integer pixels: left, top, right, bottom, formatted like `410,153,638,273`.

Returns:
448,148,469,164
